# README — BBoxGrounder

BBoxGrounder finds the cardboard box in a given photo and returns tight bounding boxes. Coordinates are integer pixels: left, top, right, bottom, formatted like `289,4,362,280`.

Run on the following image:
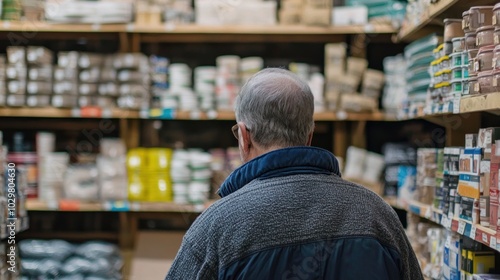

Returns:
460,196,475,222
302,7,330,26
458,174,481,199
478,128,500,158
459,148,482,176
130,231,185,280
331,6,367,26
490,188,499,231
465,134,478,148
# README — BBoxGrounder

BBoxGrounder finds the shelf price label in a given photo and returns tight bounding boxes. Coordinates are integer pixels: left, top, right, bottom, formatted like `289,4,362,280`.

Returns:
80,106,102,118
59,200,81,211
104,201,130,212
470,226,477,240
482,233,489,244
457,221,466,235
424,207,432,219
491,236,497,249
441,216,451,229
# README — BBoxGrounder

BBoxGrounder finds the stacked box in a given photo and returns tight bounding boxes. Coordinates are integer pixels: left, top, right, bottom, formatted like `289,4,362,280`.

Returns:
5,47,27,106
0,56,5,106
492,143,500,236
115,53,150,110
53,51,78,108
416,148,438,205
443,231,461,280
26,46,53,107
457,147,482,199
215,55,240,111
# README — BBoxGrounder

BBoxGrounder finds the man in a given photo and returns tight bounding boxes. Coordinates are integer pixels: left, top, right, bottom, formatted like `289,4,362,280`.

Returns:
166,68,423,280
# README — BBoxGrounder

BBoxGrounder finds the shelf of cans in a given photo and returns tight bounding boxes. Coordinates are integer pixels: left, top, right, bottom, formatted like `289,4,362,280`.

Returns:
394,128,500,254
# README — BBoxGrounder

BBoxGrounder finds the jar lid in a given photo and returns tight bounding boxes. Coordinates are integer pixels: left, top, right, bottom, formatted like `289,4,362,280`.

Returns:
495,3,500,11
469,6,495,11
476,25,495,32
451,37,465,42
465,31,476,37
444,18,462,24
478,45,495,54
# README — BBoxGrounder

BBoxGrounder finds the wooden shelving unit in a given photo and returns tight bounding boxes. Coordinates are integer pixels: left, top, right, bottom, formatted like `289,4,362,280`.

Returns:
460,93,500,114
0,21,396,35
0,107,141,118
388,199,500,253
26,199,205,213
397,0,498,42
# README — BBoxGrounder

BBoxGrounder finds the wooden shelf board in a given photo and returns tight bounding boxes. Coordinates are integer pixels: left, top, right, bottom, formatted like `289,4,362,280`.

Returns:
0,107,394,121
19,231,119,240
0,21,126,33
26,199,205,213
0,107,140,118
460,93,500,114
132,23,397,35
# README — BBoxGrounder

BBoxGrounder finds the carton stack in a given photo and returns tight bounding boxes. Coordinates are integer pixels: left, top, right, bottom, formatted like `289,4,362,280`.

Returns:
53,51,78,108
279,0,331,26
26,46,53,107
6,47,28,106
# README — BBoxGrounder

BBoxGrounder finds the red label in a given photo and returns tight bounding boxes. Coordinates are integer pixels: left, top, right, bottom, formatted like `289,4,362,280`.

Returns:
59,200,81,211
80,106,102,118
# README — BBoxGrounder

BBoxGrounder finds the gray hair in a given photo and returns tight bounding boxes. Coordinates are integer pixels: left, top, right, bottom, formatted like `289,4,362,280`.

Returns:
234,68,315,148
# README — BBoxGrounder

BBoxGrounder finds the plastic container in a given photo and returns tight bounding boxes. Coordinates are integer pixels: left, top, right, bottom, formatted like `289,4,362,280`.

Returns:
444,19,464,42
465,31,478,50
478,70,494,93
462,51,469,65
439,56,450,70
495,27,500,45
450,52,462,67
52,95,78,108
452,37,465,52
494,3,500,27
463,80,470,95
469,58,476,77
463,10,471,32
451,79,462,92
444,42,453,55
451,67,463,80
476,25,495,48
433,44,444,59
462,66,469,79
492,69,500,91
476,45,495,72
6,94,25,106
469,6,494,32
26,95,51,107
469,76,479,94
494,45,500,69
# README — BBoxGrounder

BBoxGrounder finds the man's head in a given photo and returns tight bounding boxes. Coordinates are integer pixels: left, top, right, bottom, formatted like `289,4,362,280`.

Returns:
233,68,315,162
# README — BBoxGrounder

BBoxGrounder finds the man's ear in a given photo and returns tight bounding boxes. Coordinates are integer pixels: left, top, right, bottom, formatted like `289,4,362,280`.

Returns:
239,122,252,151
